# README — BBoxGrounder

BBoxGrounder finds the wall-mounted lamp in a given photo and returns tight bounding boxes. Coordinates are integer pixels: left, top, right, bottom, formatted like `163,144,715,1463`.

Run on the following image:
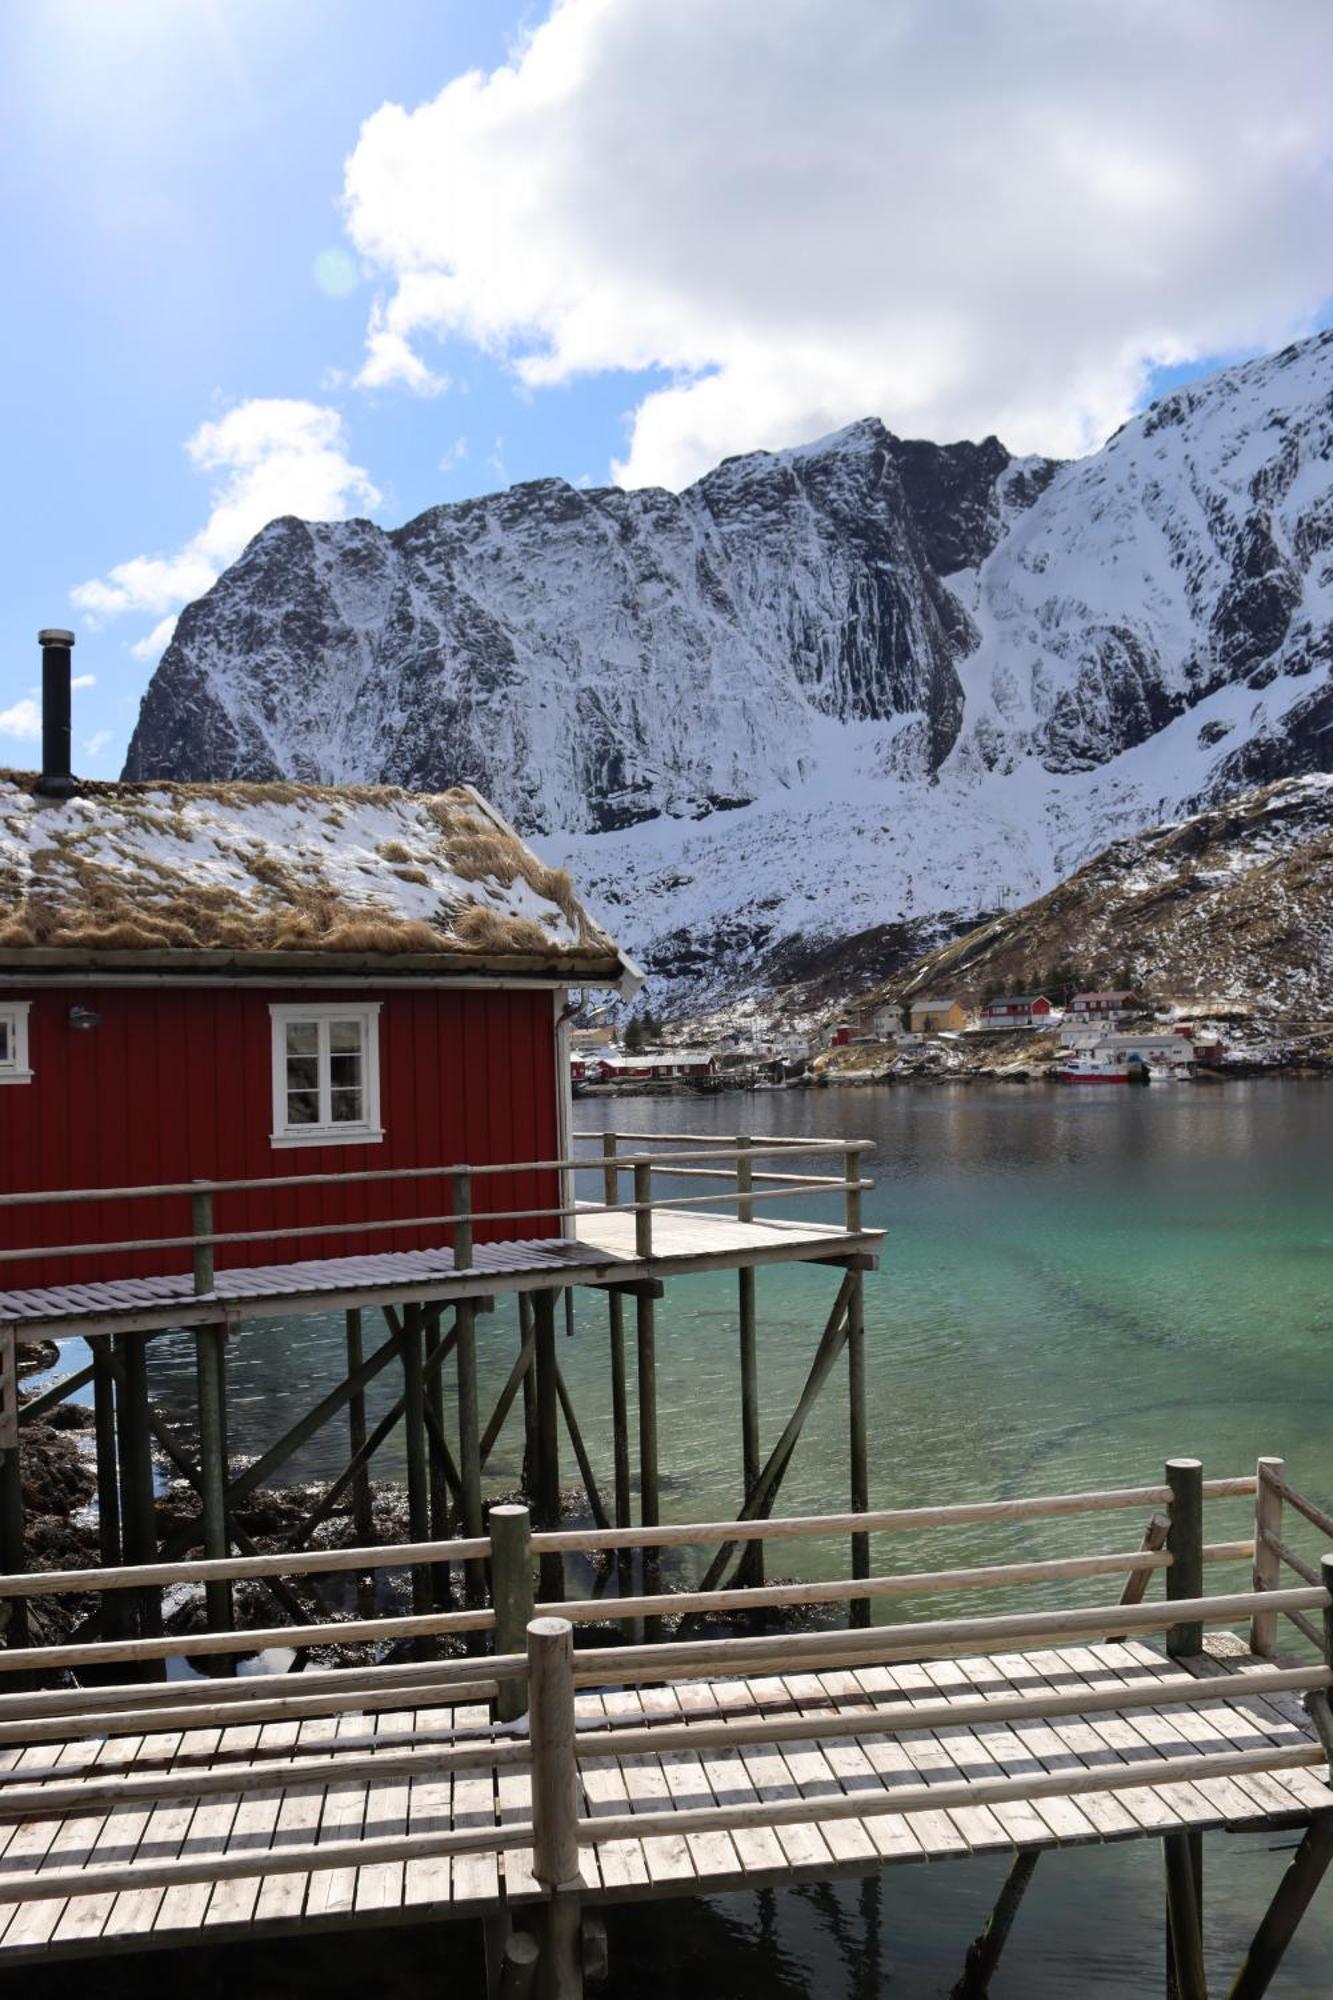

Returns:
68,1005,101,1032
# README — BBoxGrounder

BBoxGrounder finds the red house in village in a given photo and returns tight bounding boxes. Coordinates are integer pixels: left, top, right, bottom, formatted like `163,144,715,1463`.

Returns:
1068,990,1140,1021
978,993,1056,1029
0,634,640,1293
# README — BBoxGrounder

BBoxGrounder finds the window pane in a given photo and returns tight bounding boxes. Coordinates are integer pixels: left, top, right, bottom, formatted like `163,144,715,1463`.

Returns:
329,1019,363,1055
285,1021,319,1057
329,1051,362,1087
0,1021,9,1065
285,1054,319,1093
330,1085,364,1124
286,1088,320,1125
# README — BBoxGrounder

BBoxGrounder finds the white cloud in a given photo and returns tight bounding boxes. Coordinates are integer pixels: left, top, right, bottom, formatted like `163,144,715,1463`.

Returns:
438,434,469,473
0,699,41,742
343,0,1333,487
70,673,96,690
73,399,382,653
83,730,113,760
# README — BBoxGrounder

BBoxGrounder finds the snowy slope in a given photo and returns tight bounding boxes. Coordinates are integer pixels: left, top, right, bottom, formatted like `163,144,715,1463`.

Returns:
125,332,1333,1006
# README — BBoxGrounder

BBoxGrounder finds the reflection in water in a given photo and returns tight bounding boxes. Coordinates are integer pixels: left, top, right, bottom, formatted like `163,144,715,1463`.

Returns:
136,1082,1333,1996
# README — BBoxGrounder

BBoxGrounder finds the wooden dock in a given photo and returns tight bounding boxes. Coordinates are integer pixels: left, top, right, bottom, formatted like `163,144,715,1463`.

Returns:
0,1204,875,1340
0,1463,1329,1994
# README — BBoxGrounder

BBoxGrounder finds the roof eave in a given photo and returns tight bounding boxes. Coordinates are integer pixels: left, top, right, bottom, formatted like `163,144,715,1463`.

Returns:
0,946,630,987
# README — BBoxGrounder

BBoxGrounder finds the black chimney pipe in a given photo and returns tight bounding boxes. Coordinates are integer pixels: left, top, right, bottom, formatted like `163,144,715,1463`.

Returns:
35,627,77,799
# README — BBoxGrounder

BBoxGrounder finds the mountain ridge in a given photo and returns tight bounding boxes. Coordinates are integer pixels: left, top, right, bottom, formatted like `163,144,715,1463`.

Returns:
124,330,1333,1006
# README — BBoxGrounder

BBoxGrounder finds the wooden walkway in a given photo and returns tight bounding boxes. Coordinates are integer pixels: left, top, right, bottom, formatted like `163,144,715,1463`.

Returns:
0,1207,878,1340
0,1637,1324,1963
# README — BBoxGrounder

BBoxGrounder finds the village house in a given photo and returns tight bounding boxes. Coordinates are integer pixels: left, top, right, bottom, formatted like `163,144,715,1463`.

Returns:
907,996,970,1035
977,993,1057,1030
0,635,643,1291
581,1049,717,1086
1067,989,1140,1021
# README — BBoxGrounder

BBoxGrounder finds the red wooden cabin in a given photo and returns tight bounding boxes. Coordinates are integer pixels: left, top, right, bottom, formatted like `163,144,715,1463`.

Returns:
0,635,639,1293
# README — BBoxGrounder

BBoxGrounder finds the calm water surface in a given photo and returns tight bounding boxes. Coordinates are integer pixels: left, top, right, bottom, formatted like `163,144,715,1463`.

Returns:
132,1082,1333,1996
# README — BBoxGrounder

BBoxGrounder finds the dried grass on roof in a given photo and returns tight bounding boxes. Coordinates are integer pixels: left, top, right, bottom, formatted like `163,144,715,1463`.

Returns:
0,772,619,964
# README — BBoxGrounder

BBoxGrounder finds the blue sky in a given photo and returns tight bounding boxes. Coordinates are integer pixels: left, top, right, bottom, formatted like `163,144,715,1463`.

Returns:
2,0,1330,774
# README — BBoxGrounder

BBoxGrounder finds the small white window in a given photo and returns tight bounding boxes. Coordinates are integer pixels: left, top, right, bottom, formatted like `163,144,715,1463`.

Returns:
0,1004,32,1085
269,1003,383,1147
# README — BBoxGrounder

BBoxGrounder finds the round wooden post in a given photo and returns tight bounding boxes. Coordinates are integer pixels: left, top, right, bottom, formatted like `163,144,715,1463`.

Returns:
345,1310,374,1547
193,1321,233,1658
401,1304,432,1627
528,1616,580,1886
633,1161,653,1261
1250,1457,1284,1658
0,1420,26,1654
491,1503,534,1723
600,1132,618,1209
456,1300,486,1609
1166,1458,1204,1658
847,1268,869,1627
91,1338,122,1639
636,1287,661,1641
519,1294,539,1499
452,1170,475,1272
533,1291,563,1600
115,1331,165,1672
737,1267,763,1591
1323,1551,1333,1679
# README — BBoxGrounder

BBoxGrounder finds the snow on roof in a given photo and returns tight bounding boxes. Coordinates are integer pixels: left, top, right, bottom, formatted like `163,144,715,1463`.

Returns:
0,773,628,977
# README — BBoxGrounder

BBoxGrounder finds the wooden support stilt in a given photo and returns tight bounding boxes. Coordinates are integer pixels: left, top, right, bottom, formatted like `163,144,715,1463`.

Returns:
847,1266,869,1628
554,1363,609,1532
424,1317,453,1613
520,1294,539,1501
607,1291,633,1620
692,1272,855,1598
456,1299,487,1614
480,1315,537,1472
533,1292,562,1601
950,1848,1040,1998
1250,1456,1284,1658
193,1321,234,1665
636,1287,660,1642
91,1338,122,1642
114,1332,164,1672
400,1303,432,1630
737,1266,763,1591
0,1420,25,1655
345,1310,374,1546
1164,1830,1208,2000
1225,1814,1333,1999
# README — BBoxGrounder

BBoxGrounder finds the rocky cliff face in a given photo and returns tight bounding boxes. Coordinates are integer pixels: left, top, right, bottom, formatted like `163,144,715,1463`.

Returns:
125,331,1333,1005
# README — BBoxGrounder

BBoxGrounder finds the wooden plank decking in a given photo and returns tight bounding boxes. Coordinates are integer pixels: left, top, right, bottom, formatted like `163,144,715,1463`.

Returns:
0,1207,880,1340
0,1638,1323,1963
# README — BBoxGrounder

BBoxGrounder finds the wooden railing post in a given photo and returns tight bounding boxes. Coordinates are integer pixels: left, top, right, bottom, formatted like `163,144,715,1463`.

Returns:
1322,1552,1333,1684
1251,1457,1285,1658
736,1137,761,1592
491,1504,534,1723
633,1161,653,1260
735,1135,754,1226
601,1133,618,1210
452,1171,474,1272
528,1615,580,1887
844,1147,863,1237
190,1183,214,1296
1166,1458,1204,1658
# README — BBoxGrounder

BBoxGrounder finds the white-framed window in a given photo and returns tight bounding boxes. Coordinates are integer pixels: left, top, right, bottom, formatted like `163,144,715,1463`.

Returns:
0,1004,32,1085
269,1003,383,1147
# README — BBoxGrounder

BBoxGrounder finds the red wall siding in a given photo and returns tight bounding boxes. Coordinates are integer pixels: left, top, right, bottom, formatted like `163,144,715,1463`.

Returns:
0,986,563,1291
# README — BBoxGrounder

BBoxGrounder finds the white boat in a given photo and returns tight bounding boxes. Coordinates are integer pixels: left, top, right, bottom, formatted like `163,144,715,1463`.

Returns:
1056,1047,1150,1084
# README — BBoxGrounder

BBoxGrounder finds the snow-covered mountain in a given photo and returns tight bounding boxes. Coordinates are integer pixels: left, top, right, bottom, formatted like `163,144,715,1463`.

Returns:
125,331,1333,1006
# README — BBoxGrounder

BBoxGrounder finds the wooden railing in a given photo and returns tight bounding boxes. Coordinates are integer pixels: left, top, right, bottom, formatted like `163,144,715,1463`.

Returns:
0,1458,1299,1697
0,1458,1328,1929
0,1133,875,1285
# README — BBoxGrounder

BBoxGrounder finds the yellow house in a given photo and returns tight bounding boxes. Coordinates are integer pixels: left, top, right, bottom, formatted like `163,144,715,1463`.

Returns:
908,996,970,1034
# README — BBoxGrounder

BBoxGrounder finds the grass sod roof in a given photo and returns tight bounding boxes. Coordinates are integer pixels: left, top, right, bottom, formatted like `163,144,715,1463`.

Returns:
0,774,630,983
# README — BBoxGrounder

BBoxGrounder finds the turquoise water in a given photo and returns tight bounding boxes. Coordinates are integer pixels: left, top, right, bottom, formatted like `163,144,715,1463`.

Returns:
136,1079,1333,1996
